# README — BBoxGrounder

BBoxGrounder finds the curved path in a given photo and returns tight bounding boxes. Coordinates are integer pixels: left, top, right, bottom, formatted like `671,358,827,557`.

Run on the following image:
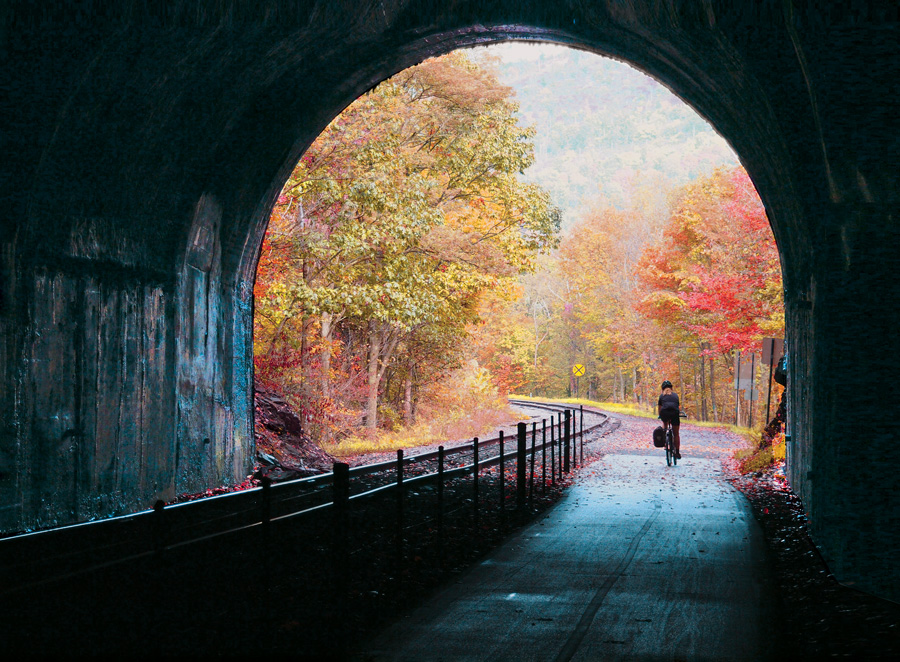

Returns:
358,413,777,661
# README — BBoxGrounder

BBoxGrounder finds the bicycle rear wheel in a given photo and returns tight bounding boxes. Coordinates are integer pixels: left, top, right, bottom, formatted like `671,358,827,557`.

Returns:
665,430,673,466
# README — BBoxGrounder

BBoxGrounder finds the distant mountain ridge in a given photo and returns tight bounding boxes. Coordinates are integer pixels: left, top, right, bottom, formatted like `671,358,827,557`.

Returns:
483,44,739,227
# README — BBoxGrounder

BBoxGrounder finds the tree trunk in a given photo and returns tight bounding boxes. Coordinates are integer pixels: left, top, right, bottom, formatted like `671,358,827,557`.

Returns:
633,366,639,405
366,321,380,429
298,260,311,388
410,365,418,422
299,315,311,388
341,327,355,376
383,369,394,410
699,347,708,421
320,312,333,398
710,353,718,422
403,368,413,425
693,354,699,419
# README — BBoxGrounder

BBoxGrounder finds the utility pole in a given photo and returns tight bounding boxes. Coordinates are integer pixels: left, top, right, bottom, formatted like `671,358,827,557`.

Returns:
734,350,741,427
749,353,756,428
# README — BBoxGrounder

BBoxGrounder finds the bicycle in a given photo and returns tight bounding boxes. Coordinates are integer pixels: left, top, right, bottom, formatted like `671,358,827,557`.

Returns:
661,410,686,466
663,420,677,466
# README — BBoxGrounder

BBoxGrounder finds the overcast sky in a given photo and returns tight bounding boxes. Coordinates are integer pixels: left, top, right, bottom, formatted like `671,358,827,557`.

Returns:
478,42,740,226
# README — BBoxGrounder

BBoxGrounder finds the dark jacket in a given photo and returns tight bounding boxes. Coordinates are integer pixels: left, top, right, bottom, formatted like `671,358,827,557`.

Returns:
658,392,680,417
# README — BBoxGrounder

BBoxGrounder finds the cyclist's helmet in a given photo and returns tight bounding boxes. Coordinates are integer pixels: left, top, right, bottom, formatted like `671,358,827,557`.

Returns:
661,380,673,390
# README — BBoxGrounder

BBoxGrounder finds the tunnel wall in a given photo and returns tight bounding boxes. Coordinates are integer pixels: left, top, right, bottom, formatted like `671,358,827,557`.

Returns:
787,202,900,595
0,196,253,529
2,1,899,600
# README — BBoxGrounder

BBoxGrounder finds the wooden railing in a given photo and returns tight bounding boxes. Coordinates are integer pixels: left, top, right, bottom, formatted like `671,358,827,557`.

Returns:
0,402,608,596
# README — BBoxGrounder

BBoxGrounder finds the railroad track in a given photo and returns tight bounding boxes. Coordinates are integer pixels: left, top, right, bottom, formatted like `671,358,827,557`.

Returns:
508,399,609,429
278,399,609,505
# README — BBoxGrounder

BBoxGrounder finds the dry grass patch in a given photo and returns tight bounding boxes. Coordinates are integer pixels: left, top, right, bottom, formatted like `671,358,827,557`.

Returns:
324,402,516,457
733,429,785,473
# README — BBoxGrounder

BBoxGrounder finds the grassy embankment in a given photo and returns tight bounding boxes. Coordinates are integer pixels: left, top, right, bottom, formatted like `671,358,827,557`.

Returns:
322,401,519,458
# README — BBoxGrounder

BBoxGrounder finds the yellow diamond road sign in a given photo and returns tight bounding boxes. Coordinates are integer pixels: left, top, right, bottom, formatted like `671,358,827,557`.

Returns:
572,364,585,377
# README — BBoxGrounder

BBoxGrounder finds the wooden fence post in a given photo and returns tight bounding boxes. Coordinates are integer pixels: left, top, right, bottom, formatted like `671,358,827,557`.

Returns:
437,445,445,564
261,475,272,528
499,431,505,514
580,405,584,465
516,422,527,510
396,449,404,574
333,463,349,505
332,465,350,555
558,415,563,476
542,419,547,493
260,475,273,567
332,462,350,629
529,422,536,508
550,416,556,485
473,437,479,528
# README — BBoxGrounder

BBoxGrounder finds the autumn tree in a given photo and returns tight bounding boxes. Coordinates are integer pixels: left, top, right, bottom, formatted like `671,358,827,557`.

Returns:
255,51,559,437
491,165,781,423
636,166,783,421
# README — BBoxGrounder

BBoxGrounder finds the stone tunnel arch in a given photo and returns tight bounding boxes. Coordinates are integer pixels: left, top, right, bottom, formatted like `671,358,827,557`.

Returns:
2,3,898,600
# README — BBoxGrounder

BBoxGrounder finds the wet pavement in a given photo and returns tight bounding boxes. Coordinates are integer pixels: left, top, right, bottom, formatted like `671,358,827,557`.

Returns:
359,416,776,661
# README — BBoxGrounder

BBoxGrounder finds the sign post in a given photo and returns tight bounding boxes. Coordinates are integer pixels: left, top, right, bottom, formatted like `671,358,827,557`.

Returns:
749,353,756,428
733,351,755,427
761,338,784,425
572,364,585,398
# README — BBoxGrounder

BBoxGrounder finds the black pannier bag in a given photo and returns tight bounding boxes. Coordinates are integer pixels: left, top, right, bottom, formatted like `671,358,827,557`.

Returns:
653,426,666,447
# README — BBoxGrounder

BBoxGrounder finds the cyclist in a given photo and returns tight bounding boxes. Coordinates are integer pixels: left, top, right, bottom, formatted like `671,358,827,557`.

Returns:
658,380,681,460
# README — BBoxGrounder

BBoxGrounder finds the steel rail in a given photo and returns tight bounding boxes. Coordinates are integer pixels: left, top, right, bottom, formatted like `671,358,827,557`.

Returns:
274,400,605,491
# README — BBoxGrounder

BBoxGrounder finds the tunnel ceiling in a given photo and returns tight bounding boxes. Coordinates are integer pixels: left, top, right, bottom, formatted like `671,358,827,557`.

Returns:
6,1,896,290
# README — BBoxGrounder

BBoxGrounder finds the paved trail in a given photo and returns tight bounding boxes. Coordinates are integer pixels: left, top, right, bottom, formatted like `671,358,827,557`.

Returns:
359,414,776,662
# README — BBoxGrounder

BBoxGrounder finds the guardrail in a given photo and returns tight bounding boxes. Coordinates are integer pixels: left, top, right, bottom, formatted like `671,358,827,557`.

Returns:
0,402,608,596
